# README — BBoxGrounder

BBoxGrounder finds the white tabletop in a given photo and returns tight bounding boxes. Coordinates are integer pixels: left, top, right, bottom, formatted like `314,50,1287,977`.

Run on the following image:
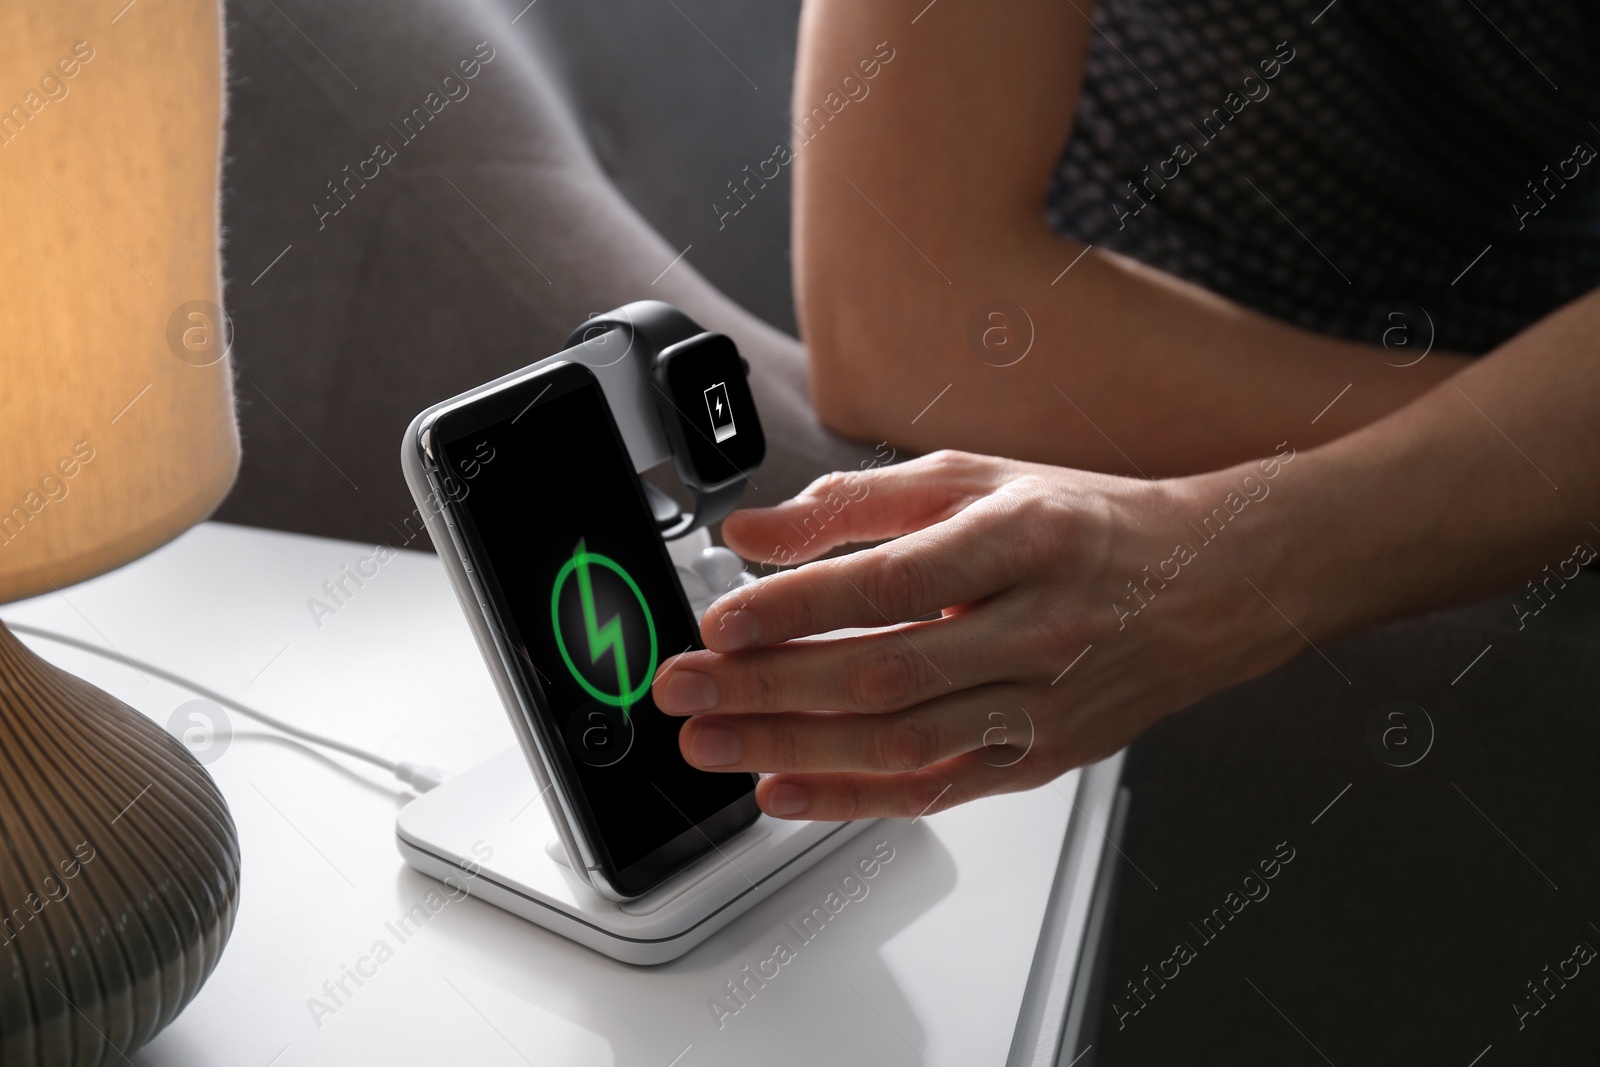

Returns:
3,522,1115,1066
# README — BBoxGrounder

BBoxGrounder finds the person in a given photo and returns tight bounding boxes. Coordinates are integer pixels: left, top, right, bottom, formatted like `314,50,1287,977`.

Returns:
651,0,1600,821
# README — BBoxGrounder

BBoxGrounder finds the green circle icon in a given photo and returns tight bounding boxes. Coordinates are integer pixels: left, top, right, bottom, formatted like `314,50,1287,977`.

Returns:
550,545,657,712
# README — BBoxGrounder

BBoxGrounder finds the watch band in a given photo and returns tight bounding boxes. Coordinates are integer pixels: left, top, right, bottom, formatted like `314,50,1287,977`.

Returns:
566,301,704,355
566,302,749,539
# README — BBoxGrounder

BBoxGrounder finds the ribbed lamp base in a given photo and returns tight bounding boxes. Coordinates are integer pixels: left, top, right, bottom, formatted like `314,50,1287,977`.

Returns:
0,620,240,1066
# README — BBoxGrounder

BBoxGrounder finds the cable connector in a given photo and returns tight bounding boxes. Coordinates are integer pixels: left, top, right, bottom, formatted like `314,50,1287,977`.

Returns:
395,762,451,793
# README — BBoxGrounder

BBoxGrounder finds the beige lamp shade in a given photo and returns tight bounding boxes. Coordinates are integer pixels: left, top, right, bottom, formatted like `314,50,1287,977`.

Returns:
0,0,239,604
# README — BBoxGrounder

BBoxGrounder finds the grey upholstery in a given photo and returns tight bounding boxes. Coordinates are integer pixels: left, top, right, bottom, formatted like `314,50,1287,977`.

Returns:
215,0,865,544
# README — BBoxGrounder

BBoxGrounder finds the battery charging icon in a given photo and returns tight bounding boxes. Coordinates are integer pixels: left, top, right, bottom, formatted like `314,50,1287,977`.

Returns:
705,382,737,442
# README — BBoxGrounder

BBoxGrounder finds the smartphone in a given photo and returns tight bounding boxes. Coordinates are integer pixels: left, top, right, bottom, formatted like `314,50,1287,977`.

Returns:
405,359,759,899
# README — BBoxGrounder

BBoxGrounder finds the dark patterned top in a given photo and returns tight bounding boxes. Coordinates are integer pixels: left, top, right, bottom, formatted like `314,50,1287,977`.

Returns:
1046,0,1600,354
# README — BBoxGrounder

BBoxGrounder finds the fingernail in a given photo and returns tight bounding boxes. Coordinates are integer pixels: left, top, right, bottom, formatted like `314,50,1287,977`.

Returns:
765,782,810,816
660,670,718,713
690,725,742,767
711,609,762,652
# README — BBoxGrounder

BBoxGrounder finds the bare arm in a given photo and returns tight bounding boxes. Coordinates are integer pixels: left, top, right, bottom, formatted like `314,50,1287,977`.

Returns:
792,0,1468,476
647,281,1599,821
1258,284,1600,641
656,0,1599,822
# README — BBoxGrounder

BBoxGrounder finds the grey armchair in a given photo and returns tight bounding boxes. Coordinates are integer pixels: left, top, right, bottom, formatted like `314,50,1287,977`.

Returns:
217,0,869,544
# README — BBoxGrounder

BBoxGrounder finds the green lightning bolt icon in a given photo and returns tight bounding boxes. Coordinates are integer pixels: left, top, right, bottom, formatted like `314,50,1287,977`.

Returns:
574,538,631,718
551,539,657,721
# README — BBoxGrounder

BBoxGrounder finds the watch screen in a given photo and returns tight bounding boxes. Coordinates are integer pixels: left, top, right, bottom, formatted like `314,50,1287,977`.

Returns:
434,365,754,880
658,334,765,486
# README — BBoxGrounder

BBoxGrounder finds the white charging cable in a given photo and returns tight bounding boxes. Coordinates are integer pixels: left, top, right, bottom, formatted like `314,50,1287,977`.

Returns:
1,621,450,792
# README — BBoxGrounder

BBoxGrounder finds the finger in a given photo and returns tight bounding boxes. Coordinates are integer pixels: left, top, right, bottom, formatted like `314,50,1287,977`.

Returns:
701,492,1024,652
753,750,1051,821
657,611,1025,714
721,450,1007,565
678,684,1036,773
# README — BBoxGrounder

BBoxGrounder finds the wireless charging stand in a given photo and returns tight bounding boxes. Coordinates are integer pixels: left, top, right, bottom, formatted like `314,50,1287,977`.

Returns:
396,749,877,965
397,322,877,964
397,527,878,965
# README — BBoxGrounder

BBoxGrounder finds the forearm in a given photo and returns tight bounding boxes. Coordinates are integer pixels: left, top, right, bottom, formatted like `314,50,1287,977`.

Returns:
800,221,1469,475
1231,287,1600,643
793,0,1468,475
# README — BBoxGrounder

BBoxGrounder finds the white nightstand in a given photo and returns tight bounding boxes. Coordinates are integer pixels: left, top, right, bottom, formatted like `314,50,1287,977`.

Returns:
3,522,1123,1066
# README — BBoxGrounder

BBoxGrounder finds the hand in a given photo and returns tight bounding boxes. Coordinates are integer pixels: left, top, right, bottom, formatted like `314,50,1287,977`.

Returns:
650,449,1306,820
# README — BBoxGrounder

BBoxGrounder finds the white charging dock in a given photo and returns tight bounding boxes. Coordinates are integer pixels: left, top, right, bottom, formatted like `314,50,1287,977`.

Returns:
396,748,878,965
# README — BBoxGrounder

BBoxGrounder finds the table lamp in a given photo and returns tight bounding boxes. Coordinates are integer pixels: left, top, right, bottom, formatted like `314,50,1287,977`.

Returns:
0,4,243,1063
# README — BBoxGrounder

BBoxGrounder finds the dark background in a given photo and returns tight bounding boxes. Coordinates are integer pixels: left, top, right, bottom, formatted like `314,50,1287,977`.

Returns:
1097,583,1600,1065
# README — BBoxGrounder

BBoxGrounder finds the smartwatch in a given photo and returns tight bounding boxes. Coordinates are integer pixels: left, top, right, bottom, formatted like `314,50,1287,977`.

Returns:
564,302,765,538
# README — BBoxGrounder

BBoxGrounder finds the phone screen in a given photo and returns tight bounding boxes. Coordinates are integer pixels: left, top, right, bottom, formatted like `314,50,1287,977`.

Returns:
433,363,755,890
